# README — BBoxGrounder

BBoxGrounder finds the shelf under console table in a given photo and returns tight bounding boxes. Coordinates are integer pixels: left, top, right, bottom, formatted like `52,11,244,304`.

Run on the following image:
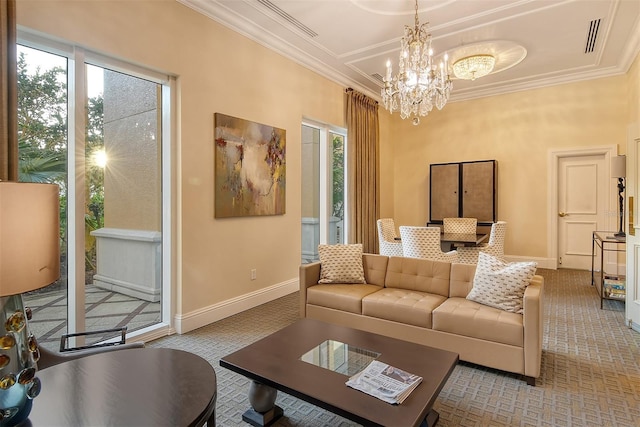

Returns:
591,231,626,309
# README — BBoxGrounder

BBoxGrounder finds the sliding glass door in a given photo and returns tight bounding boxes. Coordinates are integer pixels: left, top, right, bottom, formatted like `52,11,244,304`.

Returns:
17,39,172,350
301,121,346,263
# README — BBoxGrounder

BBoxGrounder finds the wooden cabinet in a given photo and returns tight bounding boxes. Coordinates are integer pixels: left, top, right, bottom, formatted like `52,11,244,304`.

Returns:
429,160,497,225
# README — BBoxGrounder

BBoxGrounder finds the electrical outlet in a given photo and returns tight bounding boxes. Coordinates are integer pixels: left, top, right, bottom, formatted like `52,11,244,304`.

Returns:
251,269,257,280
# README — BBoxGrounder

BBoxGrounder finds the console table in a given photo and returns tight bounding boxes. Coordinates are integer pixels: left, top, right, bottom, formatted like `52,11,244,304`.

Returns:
591,231,626,309
27,347,217,426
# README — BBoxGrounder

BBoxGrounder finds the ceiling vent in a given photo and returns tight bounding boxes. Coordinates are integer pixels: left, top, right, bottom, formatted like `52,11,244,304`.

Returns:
256,0,318,38
585,19,600,53
371,73,384,83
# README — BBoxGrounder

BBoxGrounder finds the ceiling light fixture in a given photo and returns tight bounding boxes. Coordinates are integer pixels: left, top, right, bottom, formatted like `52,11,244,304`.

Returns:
452,54,496,81
381,0,452,125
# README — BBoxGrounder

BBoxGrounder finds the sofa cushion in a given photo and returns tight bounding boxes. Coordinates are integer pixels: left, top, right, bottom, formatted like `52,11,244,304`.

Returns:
449,263,477,298
362,254,390,287
433,297,524,347
362,289,447,328
307,284,382,314
385,257,450,298
466,253,537,314
318,244,366,284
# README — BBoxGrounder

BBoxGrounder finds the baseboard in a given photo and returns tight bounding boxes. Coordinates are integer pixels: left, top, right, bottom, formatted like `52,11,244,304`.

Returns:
505,255,556,270
174,278,299,334
128,323,176,344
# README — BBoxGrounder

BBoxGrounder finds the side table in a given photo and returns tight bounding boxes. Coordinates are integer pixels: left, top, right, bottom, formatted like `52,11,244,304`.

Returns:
591,231,626,309
26,347,217,426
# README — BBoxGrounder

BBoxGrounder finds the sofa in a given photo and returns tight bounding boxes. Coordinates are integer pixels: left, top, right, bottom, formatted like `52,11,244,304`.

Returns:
299,253,544,385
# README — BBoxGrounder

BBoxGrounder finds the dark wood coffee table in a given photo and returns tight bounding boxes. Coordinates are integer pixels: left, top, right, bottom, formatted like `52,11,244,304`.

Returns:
220,318,458,427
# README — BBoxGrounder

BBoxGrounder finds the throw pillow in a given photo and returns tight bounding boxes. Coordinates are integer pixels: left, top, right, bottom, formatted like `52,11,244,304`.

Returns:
466,252,537,314
318,244,366,284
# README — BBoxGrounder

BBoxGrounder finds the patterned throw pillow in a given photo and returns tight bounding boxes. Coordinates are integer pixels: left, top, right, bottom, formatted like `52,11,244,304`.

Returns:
466,252,537,314
318,244,366,284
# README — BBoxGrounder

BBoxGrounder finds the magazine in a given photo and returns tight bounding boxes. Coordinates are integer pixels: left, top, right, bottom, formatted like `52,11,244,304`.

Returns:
345,360,422,404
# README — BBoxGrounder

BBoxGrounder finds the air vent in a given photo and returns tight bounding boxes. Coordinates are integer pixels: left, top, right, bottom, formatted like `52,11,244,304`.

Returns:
585,19,600,53
371,73,385,83
256,0,318,38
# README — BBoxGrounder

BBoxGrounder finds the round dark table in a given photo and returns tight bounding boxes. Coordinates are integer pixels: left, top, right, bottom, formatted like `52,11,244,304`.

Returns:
25,347,217,426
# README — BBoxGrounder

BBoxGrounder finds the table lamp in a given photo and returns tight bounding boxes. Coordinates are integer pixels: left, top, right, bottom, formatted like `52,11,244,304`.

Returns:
611,155,626,238
0,182,60,426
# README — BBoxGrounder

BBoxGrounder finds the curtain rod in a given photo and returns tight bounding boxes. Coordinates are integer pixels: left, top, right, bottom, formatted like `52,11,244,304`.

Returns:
345,88,379,105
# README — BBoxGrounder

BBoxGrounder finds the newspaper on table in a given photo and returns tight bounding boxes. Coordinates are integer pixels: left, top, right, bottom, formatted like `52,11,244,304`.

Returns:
345,360,422,404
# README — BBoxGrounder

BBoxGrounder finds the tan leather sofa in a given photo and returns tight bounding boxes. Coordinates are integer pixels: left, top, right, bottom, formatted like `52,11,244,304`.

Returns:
299,254,544,385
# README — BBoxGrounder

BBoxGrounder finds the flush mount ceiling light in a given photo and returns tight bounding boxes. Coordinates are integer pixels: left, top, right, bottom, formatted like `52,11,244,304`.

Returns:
452,54,496,81
381,0,452,125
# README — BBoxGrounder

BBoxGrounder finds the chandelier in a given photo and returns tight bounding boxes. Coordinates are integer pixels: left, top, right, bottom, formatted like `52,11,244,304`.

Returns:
452,55,496,81
381,0,452,125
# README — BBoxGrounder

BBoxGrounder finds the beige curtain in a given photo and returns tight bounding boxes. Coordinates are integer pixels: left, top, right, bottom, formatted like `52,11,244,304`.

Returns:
0,0,18,181
345,88,380,253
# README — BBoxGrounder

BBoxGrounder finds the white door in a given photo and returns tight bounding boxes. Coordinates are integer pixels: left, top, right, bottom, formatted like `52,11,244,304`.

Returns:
558,155,607,270
626,128,640,332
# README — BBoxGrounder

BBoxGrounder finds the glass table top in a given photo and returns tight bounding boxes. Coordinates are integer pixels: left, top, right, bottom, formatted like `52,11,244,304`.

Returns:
299,340,381,377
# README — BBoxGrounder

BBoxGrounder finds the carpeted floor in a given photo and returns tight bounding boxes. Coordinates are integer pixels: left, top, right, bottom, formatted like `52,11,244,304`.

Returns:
149,269,640,426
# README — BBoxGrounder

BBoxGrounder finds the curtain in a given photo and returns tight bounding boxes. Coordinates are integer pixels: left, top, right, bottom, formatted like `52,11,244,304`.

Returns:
0,0,17,181
345,88,380,253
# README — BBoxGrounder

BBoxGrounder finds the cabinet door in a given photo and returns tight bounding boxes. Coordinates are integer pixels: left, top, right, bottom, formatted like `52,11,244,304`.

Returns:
461,161,496,222
430,163,460,222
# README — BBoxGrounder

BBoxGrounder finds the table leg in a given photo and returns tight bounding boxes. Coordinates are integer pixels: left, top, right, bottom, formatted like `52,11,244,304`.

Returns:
591,232,595,286
241,381,283,427
420,409,439,427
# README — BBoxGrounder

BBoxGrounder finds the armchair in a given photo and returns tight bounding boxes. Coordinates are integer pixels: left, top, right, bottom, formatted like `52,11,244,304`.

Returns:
443,217,478,250
399,226,458,262
457,221,507,264
376,218,404,257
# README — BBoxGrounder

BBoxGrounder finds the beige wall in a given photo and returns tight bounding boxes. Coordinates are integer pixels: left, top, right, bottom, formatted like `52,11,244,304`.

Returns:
17,0,345,318
384,76,630,260
16,0,639,327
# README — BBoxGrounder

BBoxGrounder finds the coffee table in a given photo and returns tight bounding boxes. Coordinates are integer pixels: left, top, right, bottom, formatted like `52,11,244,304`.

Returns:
220,318,458,427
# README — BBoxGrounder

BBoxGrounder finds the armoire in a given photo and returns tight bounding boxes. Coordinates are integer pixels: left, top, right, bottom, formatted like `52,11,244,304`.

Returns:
429,160,497,227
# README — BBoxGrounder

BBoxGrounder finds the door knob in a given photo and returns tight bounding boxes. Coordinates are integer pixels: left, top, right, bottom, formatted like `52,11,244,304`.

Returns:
558,212,568,217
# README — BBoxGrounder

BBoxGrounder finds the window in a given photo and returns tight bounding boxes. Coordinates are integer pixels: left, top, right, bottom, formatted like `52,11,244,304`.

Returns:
301,121,346,263
17,33,173,349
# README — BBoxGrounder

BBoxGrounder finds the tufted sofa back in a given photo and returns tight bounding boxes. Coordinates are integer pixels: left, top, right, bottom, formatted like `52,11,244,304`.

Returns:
384,256,451,298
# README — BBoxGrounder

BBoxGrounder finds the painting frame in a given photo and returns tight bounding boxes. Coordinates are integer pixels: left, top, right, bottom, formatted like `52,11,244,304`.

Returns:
214,113,286,218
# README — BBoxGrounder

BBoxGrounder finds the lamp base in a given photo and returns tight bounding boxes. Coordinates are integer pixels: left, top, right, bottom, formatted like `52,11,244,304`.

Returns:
614,231,626,239
0,295,41,427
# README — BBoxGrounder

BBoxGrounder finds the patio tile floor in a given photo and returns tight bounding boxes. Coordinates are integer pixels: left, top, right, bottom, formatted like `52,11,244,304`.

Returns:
24,284,161,351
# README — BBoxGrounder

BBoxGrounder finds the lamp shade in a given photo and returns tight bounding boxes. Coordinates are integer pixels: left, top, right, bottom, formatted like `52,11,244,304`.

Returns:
0,182,60,296
611,155,626,178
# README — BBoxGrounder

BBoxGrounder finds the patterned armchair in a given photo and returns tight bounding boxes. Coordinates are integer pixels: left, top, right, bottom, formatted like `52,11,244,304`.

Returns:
457,221,507,264
377,218,404,257
399,226,458,262
443,217,478,234
443,217,478,250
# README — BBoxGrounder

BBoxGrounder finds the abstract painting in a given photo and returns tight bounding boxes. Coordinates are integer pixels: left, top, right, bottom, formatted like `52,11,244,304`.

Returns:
214,113,286,217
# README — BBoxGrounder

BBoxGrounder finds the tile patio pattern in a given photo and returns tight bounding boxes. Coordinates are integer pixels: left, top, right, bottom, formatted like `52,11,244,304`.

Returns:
24,284,161,351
